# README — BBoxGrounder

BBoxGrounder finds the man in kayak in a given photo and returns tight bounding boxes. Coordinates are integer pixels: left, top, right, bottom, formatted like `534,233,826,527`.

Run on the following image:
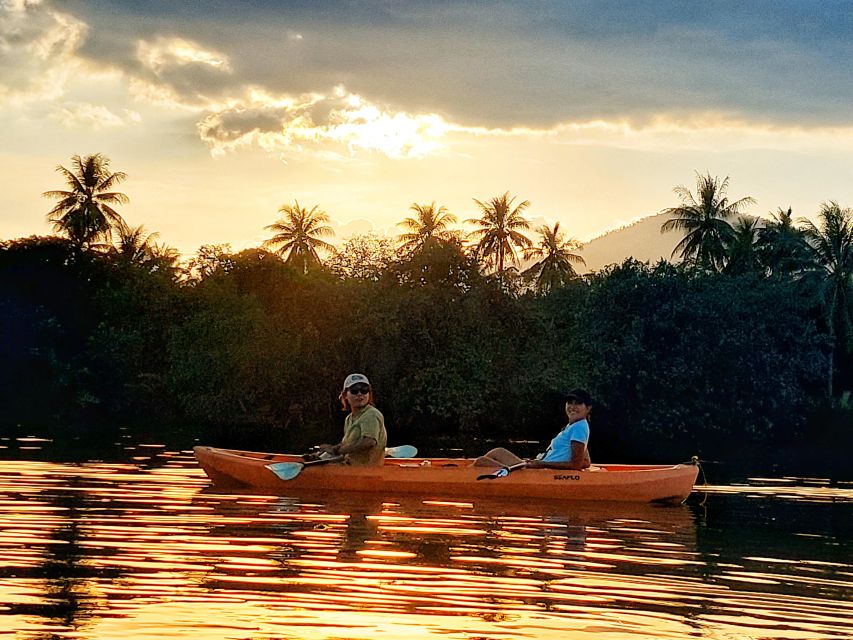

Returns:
475,388,593,470
317,373,388,466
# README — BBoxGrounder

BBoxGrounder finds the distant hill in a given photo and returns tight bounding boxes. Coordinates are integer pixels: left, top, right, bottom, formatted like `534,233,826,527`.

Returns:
577,213,678,274
513,211,761,276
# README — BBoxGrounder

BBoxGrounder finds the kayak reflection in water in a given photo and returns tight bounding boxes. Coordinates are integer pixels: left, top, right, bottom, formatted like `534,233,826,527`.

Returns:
317,373,388,466
475,388,593,471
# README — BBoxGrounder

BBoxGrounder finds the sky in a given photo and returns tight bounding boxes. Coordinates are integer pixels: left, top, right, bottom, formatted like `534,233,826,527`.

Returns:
2,0,852,258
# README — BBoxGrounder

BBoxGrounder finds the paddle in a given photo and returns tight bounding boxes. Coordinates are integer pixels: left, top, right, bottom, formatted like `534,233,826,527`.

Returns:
476,461,528,480
267,444,418,481
305,444,418,461
269,454,344,480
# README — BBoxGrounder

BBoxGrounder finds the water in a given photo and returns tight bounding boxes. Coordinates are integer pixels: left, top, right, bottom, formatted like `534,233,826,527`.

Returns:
0,441,851,639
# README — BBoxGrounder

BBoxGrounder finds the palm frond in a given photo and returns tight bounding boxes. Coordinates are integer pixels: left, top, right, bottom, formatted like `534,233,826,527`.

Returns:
43,154,129,248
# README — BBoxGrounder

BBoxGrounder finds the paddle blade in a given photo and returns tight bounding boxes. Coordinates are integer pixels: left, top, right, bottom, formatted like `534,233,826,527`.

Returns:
386,445,417,458
267,462,303,481
268,454,344,480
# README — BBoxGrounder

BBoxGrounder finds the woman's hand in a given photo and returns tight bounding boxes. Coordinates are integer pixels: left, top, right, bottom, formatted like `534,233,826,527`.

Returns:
318,443,340,455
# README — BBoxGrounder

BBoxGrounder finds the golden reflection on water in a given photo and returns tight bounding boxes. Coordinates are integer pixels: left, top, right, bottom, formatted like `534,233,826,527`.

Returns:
0,453,850,639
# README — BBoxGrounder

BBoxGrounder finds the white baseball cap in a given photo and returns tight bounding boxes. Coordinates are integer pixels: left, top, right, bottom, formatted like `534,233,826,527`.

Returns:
342,373,370,390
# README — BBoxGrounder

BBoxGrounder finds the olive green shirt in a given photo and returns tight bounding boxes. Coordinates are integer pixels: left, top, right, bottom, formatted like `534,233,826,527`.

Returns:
342,404,387,466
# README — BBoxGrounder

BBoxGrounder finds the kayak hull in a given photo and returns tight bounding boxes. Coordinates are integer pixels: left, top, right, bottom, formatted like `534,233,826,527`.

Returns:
193,446,699,504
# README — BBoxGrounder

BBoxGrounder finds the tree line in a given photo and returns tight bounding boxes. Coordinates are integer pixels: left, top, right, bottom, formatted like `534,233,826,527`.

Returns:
1,155,851,473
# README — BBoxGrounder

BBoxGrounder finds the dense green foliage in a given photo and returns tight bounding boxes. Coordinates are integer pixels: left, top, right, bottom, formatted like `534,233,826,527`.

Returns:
2,158,851,475
1,235,849,471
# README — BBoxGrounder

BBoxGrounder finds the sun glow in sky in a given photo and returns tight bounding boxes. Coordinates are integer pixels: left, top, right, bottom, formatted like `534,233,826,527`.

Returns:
2,0,852,257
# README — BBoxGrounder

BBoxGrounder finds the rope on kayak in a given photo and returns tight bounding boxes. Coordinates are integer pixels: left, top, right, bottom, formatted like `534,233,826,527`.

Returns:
682,454,709,506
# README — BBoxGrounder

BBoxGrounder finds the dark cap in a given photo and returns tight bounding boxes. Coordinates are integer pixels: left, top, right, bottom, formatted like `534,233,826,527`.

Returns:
565,388,594,406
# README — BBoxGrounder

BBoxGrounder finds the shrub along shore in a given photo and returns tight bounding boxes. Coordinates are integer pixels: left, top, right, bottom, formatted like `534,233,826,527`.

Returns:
1,236,849,478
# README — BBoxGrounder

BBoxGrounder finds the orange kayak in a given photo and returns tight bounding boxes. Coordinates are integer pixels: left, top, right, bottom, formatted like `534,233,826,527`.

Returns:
194,446,699,504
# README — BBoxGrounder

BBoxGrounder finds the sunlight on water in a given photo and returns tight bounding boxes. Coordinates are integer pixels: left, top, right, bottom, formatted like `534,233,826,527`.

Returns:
700,481,853,502
0,453,850,639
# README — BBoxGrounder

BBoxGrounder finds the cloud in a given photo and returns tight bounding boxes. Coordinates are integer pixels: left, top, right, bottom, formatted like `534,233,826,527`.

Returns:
126,36,237,110
0,2,238,114
197,85,451,159
9,0,853,133
137,37,231,75
0,0,87,104
195,87,853,162
48,102,137,128
547,115,853,153
4,0,852,160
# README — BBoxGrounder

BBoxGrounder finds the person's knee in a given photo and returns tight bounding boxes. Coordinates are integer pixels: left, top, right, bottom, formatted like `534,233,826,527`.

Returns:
476,447,523,467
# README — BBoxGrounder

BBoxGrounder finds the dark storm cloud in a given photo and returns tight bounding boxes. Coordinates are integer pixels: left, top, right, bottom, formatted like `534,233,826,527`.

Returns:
40,0,853,127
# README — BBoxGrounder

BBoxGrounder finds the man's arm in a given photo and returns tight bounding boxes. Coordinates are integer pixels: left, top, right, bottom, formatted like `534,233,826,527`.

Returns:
320,437,378,456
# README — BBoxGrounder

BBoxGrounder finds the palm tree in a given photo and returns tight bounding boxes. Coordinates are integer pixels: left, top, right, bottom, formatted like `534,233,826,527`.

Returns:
148,242,183,278
43,154,128,250
660,173,755,272
109,223,181,277
724,217,763,275
396,202,458,255
467,192,532,284
757,207,810,277
799,201,853,394
111,221,160,265
263,201,335,274
523,222,585,293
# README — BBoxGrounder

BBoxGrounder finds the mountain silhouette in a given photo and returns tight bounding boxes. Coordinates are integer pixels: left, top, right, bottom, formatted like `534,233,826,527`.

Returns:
577,212,677,273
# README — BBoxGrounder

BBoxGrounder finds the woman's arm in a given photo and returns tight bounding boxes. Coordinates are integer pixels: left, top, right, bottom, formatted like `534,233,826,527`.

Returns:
526,441,589,470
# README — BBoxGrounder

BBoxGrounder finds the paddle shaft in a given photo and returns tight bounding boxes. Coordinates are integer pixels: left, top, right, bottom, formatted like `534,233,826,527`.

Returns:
312,445,417,459
477,461,528,480
266,444,417,481
267,455,344,481
303,455,345,468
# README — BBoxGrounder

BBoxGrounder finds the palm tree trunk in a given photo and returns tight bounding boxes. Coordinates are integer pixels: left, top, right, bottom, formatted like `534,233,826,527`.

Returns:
826,299,836,397
828,349,834,397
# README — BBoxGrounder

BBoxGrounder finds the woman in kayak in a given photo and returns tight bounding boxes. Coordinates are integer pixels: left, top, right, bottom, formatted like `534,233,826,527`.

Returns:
475,388,592,470
318,373,388,466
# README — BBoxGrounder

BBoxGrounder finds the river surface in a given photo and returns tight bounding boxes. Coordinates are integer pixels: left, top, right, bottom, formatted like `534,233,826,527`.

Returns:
0,438,851,639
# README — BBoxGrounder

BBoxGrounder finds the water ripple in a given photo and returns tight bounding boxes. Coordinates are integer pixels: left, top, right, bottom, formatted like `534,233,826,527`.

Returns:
0,455,850,639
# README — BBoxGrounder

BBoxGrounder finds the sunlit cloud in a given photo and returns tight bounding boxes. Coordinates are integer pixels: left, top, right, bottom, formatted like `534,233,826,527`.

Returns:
4,1,851,163
546,115,853,153
48,102,138,128
195,84,853,162
0,0,86,104
440,113,853,156
137,37,232,75
2,0,40,11
197,85,451,159
127,36,234,110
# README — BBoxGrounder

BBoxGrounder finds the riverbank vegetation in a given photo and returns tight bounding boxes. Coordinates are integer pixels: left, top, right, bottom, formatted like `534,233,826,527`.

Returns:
2,157,851,475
